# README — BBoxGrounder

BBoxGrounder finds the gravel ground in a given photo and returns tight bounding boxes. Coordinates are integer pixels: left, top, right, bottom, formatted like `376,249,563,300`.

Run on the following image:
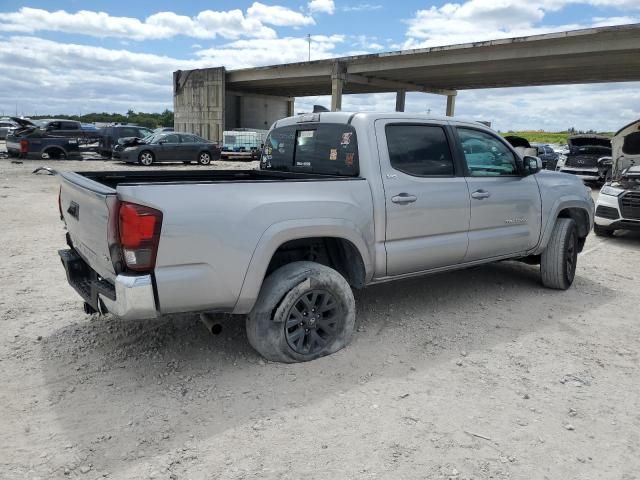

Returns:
1,148,640,480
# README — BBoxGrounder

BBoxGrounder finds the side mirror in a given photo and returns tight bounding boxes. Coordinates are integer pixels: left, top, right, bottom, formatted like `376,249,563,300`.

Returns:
522,155,542,175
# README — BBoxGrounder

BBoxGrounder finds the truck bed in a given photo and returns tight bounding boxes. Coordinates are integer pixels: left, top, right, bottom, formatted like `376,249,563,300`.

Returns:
77,169,360,189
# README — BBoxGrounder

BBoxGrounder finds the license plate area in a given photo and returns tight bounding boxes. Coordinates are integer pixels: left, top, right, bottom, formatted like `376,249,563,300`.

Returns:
59,249,116,311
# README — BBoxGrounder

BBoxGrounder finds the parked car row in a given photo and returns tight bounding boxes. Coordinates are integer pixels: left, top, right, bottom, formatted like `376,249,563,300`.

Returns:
3,118,220,166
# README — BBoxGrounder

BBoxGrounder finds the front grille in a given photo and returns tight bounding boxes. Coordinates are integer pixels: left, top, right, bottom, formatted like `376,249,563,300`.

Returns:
620,192,640,220
565,155,598,168
595,205,619,220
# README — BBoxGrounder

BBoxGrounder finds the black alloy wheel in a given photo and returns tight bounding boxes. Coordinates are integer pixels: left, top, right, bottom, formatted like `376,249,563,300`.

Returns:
284,289,342,355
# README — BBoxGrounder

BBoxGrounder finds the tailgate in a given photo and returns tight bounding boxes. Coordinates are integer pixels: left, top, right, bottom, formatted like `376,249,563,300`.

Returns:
59,172,119,281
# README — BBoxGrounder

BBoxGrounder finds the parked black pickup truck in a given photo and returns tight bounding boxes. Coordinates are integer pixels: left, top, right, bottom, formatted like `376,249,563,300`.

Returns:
6,118,101,159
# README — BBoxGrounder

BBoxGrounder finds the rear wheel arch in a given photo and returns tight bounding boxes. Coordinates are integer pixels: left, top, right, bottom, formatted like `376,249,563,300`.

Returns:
264,236,367,289
42,146,67,159
233,224,373,315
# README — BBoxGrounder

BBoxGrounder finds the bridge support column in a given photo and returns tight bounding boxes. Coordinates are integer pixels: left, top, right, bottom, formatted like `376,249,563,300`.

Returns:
331,62,347,112
446,92,457,117
395,89,406,112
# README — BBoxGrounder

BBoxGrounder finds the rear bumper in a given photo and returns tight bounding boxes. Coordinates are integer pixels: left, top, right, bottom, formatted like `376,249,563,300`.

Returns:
59,248,158,320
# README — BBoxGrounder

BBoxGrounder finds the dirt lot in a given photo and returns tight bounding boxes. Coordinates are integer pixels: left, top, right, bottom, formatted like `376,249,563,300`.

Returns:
1,150,640,480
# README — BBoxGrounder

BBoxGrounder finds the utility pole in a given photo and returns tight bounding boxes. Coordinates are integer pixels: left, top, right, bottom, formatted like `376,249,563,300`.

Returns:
307,34,311,61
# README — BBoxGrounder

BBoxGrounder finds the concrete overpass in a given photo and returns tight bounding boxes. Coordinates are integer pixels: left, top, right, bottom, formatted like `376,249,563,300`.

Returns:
174,24,640,141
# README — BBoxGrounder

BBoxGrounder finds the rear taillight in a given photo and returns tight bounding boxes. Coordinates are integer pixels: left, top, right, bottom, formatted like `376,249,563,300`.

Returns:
118,202,162,272
20,139,28,154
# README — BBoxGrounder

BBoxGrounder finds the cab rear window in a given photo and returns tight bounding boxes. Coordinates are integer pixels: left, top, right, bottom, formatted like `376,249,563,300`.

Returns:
260,123,359,176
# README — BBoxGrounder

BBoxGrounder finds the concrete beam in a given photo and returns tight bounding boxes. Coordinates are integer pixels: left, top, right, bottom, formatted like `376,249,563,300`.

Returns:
221,25,640,96
446,93,456,117
347,73,455,96
395,90,406,112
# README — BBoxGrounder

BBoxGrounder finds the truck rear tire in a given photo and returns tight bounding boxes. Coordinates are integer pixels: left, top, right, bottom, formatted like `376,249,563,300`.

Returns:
540,218,578,290
246,261,355,363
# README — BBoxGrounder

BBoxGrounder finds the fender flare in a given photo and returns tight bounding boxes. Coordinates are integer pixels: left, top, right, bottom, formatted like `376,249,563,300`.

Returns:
531,195,594,255
232,218,374,314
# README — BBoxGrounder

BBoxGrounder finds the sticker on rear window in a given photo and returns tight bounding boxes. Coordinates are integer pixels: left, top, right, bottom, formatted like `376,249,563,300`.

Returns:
299,130,315,138
345,152,354,166
329,148,338,161
341,132,353,145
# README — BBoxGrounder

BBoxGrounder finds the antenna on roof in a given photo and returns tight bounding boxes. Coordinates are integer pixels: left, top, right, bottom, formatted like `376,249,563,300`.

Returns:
307,34,311,62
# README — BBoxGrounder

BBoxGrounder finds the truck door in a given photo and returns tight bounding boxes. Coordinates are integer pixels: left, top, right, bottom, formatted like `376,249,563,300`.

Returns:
376,120,471,276
453,127,542,261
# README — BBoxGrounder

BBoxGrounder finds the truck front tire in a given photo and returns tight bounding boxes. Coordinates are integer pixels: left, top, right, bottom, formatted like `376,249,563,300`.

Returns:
540,218,578,290
246,261,355,363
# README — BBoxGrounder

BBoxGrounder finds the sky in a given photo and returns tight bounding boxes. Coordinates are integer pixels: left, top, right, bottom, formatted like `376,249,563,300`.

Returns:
0,0,639,131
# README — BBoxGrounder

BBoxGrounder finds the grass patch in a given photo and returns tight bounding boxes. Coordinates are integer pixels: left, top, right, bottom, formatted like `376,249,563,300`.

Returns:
501,131,613,145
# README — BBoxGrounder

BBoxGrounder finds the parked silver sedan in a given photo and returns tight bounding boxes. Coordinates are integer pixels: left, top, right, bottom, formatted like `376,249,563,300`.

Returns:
116,132,221,165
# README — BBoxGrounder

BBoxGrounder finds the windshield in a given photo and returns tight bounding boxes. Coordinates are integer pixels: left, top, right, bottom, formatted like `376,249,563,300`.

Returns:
260,123,359,176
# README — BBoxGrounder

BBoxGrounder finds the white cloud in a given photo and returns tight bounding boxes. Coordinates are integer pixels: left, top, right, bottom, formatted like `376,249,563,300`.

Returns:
308,0,336,15
0,34,345,115
247,2,315,26
341,4,384,12
0,4,316,41
196,35,345,68
403,0,638,48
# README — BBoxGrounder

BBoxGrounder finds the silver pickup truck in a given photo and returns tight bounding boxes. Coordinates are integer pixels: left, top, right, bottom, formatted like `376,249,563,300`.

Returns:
58,112,594,362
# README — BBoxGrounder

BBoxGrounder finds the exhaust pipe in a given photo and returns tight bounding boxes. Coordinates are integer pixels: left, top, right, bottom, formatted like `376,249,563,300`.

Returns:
199,313,223,335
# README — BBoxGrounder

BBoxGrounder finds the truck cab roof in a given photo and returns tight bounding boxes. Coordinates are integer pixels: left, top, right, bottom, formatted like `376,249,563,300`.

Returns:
273,111,485,130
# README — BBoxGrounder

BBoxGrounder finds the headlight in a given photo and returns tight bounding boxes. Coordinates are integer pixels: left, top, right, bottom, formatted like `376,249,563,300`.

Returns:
600,186,625,197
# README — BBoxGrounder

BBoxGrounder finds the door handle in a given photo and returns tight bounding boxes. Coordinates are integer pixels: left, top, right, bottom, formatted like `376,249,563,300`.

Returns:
471,190,491,200
391,193,417,204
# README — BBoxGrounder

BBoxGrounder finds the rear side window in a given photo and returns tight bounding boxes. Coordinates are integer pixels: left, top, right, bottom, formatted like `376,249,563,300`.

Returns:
261,123,358,176
61,121,79,130
386,124,454,176
182,134,204,143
